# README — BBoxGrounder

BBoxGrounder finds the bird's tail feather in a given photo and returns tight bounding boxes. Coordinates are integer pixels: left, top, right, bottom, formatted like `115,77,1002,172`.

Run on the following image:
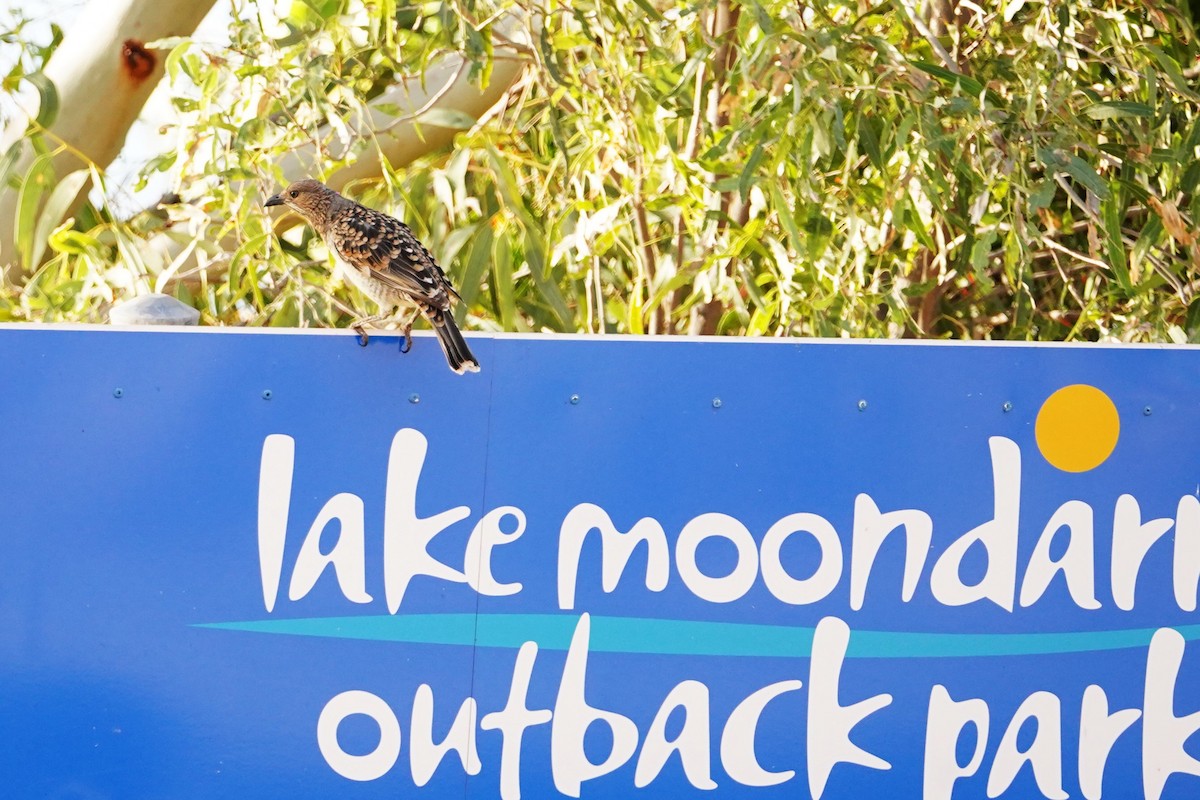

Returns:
433,315,480,374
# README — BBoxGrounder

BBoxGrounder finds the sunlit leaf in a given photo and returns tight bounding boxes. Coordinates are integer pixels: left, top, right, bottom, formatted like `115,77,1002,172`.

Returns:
417,108,479,131
26,72,58,129
15,153,54,270
1084,100,1153,120
31,169,89,269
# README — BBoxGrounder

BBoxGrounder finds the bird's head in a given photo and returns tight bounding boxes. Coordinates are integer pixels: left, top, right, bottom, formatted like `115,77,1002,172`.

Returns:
264,179,336,221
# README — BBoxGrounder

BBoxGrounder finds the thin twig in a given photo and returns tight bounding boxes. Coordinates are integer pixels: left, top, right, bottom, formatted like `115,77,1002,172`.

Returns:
1045,248,1089,323
378,58,472,132
1042,237,1107,269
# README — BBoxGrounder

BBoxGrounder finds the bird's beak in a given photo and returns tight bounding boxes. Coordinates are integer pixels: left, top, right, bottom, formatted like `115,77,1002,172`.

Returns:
264,194,284,208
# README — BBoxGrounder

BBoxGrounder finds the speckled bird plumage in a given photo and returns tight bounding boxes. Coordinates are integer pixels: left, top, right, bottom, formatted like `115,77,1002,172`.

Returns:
265,179,479,374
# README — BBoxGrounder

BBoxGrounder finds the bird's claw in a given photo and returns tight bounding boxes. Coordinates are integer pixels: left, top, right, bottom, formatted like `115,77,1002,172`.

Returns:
353,324,370,347
400,327,413,354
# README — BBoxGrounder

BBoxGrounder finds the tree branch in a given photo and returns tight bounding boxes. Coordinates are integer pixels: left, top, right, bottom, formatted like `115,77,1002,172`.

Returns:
0,0,218,277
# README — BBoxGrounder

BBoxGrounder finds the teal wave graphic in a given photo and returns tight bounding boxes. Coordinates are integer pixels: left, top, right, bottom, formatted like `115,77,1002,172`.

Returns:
194,614,1200,658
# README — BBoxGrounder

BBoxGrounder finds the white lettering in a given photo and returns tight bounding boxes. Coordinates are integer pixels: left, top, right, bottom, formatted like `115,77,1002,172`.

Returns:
924,685,989,800
317,690,402,782
807,617,892,798
257,434,294,612
480,643,553,800
383,429,470,612
986,691,1067,799
551,614,640,797
719,680,803,787
466,506,526,597
1174,496,1200,612
930,437,1020,611
850,495,932,610
634,680,716,789
557,504,669,610
676,513,758,603
1079,685,1140,800
1111,495,1173,611
288,493,372,604
410,684,481,787
1020,501,1100,610
760,513,842,605
1143,628,1200,800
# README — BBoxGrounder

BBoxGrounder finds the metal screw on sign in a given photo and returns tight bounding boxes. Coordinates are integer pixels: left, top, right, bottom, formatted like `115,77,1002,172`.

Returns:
712,398,723,409
570,394,580,405
1003,401,1013,412
409,393,421,405
857,399,868,411
112,388,124,399
1143,406,1153,416
261,390,273,401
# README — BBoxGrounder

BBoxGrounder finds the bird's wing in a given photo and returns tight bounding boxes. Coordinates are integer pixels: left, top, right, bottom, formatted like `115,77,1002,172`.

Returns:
328,205,459,306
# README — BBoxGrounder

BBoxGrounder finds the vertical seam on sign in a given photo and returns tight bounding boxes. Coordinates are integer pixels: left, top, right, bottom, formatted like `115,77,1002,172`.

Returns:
465,338,499,800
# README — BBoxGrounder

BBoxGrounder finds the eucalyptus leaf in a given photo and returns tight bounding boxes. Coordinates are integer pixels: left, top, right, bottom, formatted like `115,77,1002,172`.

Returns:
26,72,58,129
1084,101,1153,120
417,108,478,131
0,0,1195,344
30,169,89,269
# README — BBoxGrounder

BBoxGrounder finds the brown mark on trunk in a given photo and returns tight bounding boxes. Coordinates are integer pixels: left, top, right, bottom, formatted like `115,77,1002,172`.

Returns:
121,39,156,82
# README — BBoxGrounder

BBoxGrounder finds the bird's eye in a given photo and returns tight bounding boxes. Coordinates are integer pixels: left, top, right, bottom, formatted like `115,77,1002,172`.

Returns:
289,190,298,199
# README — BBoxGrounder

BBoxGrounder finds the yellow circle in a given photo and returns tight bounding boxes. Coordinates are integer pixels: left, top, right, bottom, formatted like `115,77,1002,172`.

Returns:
1035,384,1120,472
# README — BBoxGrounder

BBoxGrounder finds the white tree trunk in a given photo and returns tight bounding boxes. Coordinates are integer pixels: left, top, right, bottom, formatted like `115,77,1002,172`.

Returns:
0,0,216,275
2,4,534,285
161,20,534,288
279,51,527,194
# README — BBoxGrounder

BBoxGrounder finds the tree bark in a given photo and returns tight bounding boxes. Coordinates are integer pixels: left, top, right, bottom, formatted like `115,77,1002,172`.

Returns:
0,0,217,274
174,30,533,286
276,50,528,195
1,4,533,288
692,0,741,336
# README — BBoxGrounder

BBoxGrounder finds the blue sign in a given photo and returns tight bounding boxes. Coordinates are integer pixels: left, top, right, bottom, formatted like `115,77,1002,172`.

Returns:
2,326,1200,799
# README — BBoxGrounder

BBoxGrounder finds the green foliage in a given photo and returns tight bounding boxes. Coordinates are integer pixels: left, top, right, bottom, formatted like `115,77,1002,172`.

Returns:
4,0,1200,343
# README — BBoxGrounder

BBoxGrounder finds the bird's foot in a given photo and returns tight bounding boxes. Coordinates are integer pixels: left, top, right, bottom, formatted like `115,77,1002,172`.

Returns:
400,324,413,354
351,316,380,347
